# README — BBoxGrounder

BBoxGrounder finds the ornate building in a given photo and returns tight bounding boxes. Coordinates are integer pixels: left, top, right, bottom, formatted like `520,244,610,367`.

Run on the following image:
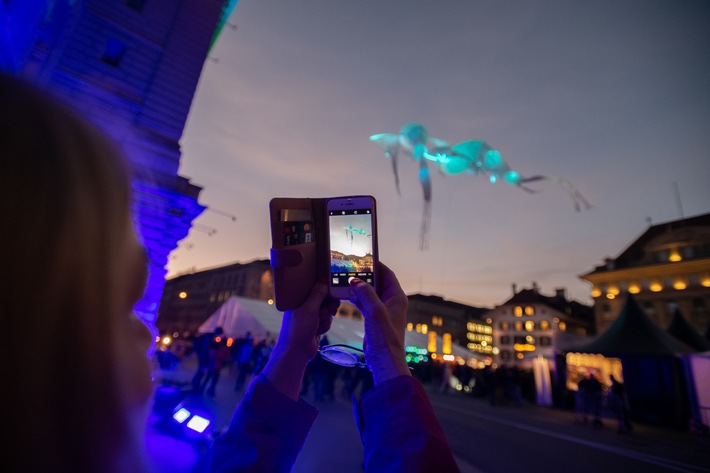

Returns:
405,294,491,358
158,259,274,335
580,212,710,335
1,0,237,324
485,284,594,368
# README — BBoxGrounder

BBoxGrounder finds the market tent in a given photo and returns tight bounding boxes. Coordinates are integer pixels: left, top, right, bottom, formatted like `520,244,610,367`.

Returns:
667,308,710,353
199,296,483,361
198,297,283,341
568,293,694,356
564,293,695,428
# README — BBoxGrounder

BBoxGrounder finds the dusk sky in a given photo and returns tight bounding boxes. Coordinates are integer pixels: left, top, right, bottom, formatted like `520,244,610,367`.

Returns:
168,0,710,309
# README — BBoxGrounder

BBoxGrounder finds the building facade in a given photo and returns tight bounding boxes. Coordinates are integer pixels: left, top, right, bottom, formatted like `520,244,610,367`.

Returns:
405,294,491,358
485,284,594,369
1,0,236,323
580,212,710,335
157,259,274,335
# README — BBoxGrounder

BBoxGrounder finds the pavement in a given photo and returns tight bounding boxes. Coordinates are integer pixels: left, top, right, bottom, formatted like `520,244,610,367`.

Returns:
144,356,709,473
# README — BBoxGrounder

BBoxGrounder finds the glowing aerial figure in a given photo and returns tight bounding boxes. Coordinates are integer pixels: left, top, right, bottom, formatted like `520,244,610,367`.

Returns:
370,123,591,249
345,225,371,245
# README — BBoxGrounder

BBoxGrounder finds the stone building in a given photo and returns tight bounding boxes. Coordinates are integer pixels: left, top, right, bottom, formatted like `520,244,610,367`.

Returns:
580,212,710,335
1,0,237,323
158,259,273,335
485,284,594,368
405,294,491,358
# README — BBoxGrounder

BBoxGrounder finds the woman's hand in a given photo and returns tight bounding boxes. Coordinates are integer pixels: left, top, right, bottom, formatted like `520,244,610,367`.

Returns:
348,262,411,385
262,284,340,400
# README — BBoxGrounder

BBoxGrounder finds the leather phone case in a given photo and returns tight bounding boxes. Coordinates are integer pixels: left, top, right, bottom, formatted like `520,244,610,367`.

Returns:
269,197,329,311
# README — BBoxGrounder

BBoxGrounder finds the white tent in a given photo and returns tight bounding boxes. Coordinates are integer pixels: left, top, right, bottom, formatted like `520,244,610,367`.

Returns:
199,296,485,361
198,297,283,341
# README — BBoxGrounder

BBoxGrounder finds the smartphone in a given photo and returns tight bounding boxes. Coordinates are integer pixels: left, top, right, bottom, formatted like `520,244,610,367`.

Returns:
326,195,379,299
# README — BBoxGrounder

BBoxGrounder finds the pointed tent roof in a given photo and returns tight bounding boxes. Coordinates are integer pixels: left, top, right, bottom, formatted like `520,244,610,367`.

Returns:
567,293,695,356
198,296,282,340
667,308,710,353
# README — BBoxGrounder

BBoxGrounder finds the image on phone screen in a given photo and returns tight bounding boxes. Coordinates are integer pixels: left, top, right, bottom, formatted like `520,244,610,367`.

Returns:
328,209,374,288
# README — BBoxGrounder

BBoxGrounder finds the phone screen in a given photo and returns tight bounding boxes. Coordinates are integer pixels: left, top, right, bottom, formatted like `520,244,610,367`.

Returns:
328,208,375,289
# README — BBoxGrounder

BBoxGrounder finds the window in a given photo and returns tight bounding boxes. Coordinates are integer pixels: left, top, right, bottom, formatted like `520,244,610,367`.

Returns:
500,336,511,345
525,306,535,316
126,0,147,11
643,301,655,315
539,336,552,346
432,316,443,326
539,320,550,330
500,350,511,361
514,321,523,331
524,321,535,331
500,321,510,330
513,336,527,344
692,298,706,313
102,37,126,67
514,306,523,317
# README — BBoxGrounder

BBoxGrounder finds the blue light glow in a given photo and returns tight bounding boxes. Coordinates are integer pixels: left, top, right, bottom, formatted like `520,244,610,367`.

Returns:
186,415,210,433
172,408,191,423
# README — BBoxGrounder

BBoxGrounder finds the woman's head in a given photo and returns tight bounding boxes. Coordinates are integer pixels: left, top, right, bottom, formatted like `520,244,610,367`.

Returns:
2,73,153,472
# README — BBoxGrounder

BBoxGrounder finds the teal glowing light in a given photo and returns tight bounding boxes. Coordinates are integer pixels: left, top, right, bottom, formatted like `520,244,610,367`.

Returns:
370,123,592,249
209,0,239,51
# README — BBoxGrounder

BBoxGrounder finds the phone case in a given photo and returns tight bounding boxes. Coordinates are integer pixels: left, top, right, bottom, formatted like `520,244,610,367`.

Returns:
269,197,329,311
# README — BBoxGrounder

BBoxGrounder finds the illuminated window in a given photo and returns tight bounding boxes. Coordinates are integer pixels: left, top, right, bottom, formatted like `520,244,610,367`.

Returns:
524,321,534,331
514,321,523,331
591,287,602,298
421,324,428,334
558,321,567,331
650,281,663,292
500,321,510,330
524,306,535,316
406,323,413,331
673,280,687,290
539,320,550,330
432,316,443,326
514,306,523,317
628,284,640,294
415,324,421,333
427,332,437,352
442,333,452,355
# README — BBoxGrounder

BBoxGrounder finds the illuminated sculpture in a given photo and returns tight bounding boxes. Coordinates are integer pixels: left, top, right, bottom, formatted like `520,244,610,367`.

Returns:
370,123,591,249
345,225,371,245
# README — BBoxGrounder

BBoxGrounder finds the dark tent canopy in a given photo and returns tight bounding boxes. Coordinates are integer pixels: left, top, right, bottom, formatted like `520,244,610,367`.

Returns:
568,293,695,357
667,308,710,353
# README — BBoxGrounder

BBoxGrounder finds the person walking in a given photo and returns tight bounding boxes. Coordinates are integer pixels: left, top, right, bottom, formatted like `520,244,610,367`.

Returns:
609,375,632,433
192,327,224,393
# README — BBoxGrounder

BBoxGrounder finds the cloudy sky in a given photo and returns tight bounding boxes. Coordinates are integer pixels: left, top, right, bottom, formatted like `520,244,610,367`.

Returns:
168,0,710,309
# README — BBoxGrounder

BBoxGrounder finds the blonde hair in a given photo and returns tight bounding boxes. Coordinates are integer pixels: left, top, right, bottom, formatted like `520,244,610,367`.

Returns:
2,74,148,472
